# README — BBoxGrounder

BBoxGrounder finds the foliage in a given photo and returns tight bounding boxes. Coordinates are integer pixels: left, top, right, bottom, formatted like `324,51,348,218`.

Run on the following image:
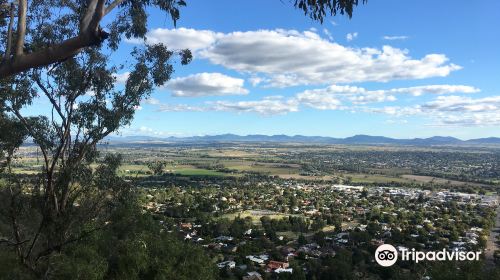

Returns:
0,193,217,279
0,0,191,77
147,160,167,175
0,11,189,276
294,0,367,22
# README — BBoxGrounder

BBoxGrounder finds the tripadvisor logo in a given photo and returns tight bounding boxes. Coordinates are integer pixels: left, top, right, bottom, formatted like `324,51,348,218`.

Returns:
374,244,482,267
375,244,398,267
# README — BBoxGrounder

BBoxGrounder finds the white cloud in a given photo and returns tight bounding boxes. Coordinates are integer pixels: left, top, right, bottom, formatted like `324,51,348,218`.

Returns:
431,113,500,127
422,95,500,112
294,84,477,107
119,126,185,137
296,89,342,110
199,29,461,87
148,83,482,117
143,97,161,105
127,28,221,52
131,28,462,88
323,28,334,41
152,96,298,116
385,119,409,124
165,72,248,97
113,72,130,84
364,106,423,116
383,35,409,41
346,32,358,41
365,95,500,127
156,103,207,112
387,85,479,96
349,92,397,104
211,96,299,115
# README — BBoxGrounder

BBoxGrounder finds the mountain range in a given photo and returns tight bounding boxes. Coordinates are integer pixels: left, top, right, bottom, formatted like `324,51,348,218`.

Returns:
105,134,500,146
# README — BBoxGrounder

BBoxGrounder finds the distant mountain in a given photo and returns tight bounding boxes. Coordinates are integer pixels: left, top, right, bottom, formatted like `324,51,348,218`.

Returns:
105,134,500,146
465,137,500,144
339,135,398,144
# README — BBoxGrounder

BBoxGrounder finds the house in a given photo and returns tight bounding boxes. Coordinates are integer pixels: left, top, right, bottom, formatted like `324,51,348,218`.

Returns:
217,261,235,269
275,268,293,273
215,235,234,242
243,271,263,280
267,261,289,270
180,223,192,230
355,207,366,215
246,255,265,264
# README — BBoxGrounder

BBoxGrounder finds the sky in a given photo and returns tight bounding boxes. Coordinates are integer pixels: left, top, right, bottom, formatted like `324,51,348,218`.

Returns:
37,0,500,139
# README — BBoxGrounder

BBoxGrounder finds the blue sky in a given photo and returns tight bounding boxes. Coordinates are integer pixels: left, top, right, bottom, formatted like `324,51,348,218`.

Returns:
40,0,500,139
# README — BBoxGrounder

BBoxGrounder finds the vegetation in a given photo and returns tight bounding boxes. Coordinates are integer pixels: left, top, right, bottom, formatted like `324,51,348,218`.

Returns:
1,0,499,279
0,0,365,78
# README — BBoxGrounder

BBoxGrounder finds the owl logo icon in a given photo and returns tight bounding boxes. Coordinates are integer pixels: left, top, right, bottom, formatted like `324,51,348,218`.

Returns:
375,244,398,267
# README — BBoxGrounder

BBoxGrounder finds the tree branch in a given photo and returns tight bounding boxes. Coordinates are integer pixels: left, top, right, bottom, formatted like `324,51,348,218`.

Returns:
104,0,125,16
9,107,50,170
0,0,128,78
80,0,98,32
0,35,91,78
88,0,106,32
34,224,107,263
15,0,27,56
34,77,66,124
4,3,15,60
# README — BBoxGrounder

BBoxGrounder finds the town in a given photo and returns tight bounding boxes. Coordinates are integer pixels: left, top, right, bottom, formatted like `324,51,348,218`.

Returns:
141,177,499,279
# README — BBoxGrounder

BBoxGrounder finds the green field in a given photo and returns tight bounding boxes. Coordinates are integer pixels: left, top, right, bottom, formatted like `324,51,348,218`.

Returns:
221,210,297,225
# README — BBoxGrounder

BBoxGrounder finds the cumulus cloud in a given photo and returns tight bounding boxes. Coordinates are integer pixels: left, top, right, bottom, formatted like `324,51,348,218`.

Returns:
148,84,482,117
130,28,462,88
165,73,248,97
365,95,500,127
387,85,479,96
346,32,358,41
422,95,500,112
153,96,298,116
201,30,461,87
432,113,500,127
296,90,342,110
210,96,299,115
294,84,477,107
126,28,221,52
385,119,409,124
383,35,409,41
363,106,423,116
349,92,397,104
119,126,184,137
157,103,207,112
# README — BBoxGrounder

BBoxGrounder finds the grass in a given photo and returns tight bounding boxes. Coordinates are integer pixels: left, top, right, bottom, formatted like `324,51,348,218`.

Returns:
401,174,488,187
349,173,412,184
221,210,298,225
173,168,228,177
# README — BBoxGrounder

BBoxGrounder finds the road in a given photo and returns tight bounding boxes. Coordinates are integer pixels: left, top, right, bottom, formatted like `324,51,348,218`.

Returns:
484,201,500,269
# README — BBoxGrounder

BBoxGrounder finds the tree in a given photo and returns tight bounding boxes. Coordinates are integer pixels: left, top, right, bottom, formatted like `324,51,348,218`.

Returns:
0,191,218,279
0,0,368,276
147,160,166,175
298,233,307,246
0,36,189,275
0,0,366,78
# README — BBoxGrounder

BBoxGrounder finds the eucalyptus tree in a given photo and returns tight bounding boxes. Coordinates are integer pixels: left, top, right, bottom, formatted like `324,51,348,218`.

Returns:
0,41,190,275
0,0,366,78
0,0,367,276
